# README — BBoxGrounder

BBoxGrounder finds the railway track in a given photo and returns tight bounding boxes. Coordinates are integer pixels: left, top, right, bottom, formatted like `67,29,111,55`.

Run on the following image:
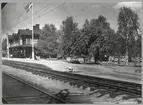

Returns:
2,72,68,104
2,60,142,99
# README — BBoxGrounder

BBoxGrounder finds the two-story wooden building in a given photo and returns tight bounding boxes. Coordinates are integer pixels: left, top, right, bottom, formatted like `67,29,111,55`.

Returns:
8,24,41,58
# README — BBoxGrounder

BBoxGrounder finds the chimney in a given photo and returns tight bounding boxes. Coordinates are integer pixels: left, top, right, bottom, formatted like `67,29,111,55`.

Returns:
33,24,40,30
36,24,39,28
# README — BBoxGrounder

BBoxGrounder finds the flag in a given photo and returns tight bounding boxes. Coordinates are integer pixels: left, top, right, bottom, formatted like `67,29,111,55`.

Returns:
25,2,32,13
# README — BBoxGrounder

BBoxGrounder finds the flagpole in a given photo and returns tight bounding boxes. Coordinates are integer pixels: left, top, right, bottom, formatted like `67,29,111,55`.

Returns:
32,2,34,60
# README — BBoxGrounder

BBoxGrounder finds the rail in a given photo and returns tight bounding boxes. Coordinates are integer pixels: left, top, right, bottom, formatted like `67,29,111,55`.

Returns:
2,60,142,98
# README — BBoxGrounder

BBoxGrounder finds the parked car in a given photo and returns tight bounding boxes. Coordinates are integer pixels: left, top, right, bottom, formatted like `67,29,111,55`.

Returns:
66,57,80,64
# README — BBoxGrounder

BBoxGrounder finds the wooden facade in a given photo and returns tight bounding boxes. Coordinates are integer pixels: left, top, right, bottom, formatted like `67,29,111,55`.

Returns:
8,24,40,58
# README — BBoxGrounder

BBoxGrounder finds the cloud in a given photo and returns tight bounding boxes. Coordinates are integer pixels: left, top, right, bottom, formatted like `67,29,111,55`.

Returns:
114,2,142,10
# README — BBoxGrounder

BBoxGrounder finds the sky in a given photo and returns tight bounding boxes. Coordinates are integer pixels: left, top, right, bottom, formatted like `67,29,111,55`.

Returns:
1,1,142,39
2,3,32,39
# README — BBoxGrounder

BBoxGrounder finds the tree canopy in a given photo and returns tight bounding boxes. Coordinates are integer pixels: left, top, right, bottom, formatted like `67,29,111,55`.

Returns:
2,7,141,64
36,24,58,58
59,15,116,63
117,6,141,64
61,17,81,58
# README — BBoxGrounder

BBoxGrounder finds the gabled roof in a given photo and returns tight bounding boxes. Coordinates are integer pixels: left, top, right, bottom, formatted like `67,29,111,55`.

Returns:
8,34,19,42
8,35,14,40
18,29,41,36
12,33,17,35
9,26,41,41
18,29,32,35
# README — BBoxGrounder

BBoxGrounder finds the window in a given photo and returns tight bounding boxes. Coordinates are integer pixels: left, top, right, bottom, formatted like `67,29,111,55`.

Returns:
26,38,31,44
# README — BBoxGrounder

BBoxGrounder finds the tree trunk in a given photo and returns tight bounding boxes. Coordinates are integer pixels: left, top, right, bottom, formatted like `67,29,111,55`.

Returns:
94,54,99,64
94,55,97,64
129,56,132,62
125,55,129,65
83,57,86,63
94,47,100,64
118,54,120,64
49,55,51,60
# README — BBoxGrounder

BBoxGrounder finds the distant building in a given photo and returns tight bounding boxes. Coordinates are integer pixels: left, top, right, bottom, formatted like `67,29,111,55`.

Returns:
8,24,41,58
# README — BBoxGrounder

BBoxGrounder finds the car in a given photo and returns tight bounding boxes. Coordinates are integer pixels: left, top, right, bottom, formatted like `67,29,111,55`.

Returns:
66,57,80,64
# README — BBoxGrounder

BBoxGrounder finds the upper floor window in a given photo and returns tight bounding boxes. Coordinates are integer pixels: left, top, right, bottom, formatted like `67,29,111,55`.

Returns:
22,38,26,45
26,38,31,44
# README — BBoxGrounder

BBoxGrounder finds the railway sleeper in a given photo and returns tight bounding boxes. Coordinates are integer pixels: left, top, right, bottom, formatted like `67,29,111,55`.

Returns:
3,61,141,99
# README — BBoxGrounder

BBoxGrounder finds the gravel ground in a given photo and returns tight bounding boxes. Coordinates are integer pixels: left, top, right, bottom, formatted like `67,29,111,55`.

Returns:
2,58,141,83
3,74,52,104
2,65,102,103
2,65,141,104
2,65,142,103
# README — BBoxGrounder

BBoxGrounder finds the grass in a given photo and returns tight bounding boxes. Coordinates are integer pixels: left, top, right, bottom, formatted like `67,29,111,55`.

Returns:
101,61,141,67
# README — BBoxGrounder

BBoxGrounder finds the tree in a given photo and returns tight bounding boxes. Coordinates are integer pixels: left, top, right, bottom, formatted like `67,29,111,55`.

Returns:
36,24,58,58
61,17,80,58
71,19,90,62
2,38,7,57
132,34,141,58
2,38,7,52
88,15,115,63
114,32,126,64
117,6,140,65
104,29,116,56
56,29,64,59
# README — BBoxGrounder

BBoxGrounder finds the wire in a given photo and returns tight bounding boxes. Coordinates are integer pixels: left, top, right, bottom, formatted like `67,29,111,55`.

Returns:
3,3,29,33
16,3,28,23
5,2,66,35
37,2,65,18
6,2,52,33
34,4,52,18
32,2,52,17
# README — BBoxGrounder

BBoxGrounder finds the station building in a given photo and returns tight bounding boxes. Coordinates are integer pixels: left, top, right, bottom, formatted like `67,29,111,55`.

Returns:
8,24,41,58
